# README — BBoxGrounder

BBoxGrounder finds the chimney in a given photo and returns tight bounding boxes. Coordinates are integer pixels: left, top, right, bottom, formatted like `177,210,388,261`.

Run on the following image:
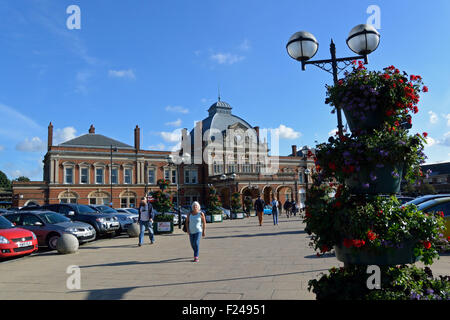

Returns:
134,125,140,150
292,145,297,156
89,125,95,134
48,122,53,150
254,126,260,140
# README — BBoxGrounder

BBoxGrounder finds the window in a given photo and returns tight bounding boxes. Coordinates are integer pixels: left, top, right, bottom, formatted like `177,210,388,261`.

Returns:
65,168,73,184
171,169,177,184
96,168,104,184
111,168,118,184
164,168,177,184
124,168,132,184
148,168,156,184
164,169,170,180
80,168,89,184
22,214,42,226
185,169,198,184
299,173,304,184
242,164,252,173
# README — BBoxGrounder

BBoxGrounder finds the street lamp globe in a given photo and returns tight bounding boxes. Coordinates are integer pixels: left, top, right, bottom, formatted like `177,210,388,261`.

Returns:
346,24,380,55
304,168,311,175
286,31,319,61
220,174,227,180
301,146,310,158
231,173,237,180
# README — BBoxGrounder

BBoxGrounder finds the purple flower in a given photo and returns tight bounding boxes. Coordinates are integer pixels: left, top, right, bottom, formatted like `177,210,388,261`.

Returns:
362,183,370,189
391,171,400,178
370,172,377,181
426,289,434,295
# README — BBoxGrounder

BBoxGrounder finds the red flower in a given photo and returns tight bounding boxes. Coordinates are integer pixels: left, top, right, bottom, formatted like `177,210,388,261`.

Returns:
423,241,432,250
413,106,419,114
320,245,330,253
394,121,400,127
423,132,428,138
382,74,390,80
338,79,344,85
343,238,353,248
328,162,337,171
386,109,395,117
377,210,383,216
367,230,377,241
422,86,428,92
352,239,366,248
333,201,342,209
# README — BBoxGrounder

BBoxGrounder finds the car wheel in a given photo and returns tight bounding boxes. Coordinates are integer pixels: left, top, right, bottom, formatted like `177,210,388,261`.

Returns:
115,229,122,236
47,234,60,250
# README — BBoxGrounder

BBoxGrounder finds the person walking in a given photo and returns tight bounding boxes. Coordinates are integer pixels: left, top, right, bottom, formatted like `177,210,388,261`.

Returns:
185,201,206,262
284,200,291,218
138,197,155,246
272,197,279,226
254,195,265,226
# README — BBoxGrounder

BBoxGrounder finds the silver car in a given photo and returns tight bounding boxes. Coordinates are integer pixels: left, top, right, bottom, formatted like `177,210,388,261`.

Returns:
3,211,96,250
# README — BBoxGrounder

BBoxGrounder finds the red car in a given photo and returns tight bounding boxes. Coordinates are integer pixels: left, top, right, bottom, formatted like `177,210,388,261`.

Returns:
0,215,38,259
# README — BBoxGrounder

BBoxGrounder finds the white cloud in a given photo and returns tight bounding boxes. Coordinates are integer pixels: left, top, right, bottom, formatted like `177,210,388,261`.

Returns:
210,53,245,65
428,111,438,124
54,127,77,145
328,129,338,137
445,114,450,126
441,132,450,147
165,106,189,114
273,125,301,140
160,129,182,143
108,69,136,79
239,39,251,51
16,137,46,152
148,143,166,150
170,142,182,152
425,136,436,147
165,118,182,127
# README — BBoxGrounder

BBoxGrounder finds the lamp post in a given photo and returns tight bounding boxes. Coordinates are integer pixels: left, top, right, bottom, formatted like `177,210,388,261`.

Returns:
220,173,236,219
110,145,118,207
286,24,380,138
168,154,187,229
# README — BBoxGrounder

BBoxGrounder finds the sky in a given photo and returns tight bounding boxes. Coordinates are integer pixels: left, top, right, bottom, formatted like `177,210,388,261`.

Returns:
0,0,449,181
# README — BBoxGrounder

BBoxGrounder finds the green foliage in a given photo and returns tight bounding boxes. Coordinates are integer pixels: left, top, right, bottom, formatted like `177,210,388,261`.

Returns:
303,184,445,265
308,265,450,300
231,192,242,213
243,196,253,213
14,176,30,182
150,181,173,214
0,171,11,191
207,187,222,215
153,213,174,222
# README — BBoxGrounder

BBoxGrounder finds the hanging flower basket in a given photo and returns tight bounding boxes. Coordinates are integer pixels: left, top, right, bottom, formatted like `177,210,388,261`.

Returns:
345,163,403,194
334,240,418,265
157,179,170,190
342,107,385,133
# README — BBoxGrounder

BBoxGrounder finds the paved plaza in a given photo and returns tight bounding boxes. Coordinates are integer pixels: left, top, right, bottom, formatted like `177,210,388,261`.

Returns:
0,215,449,300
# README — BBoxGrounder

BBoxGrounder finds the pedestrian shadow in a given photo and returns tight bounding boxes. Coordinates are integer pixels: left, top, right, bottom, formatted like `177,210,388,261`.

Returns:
205,229,306,239
304,252,336,259
69,268,329,300
80,257,193,269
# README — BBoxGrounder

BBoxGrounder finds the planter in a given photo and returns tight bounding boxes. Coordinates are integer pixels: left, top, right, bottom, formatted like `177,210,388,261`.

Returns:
205,215,212,223
212,214,222,222
345,164,403,194
342,105,384,133
232,212,245,219
334,241,418,265
153,221,174,234
250,212,257,217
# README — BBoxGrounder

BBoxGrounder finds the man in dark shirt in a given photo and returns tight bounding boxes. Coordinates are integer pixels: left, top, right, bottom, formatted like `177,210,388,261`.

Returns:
254,195,265,227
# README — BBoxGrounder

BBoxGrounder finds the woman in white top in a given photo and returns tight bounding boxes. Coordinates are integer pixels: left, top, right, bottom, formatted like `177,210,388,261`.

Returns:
185,201,206,262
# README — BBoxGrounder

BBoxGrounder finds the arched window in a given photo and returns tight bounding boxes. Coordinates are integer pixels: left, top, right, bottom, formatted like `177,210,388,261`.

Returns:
120,191,137,208
58,191,78,204
88,191,110,205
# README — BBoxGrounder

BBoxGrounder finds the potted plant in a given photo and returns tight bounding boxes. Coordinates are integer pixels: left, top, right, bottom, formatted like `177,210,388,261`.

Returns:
207,187,223,223
156,179,170,191
325,63,427,133
314,127,427,194
150,184,174,234
244,196,255,217
304,183,445,266
230,192,245,219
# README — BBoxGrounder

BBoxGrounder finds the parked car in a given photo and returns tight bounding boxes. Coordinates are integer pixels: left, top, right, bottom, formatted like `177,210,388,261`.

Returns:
263,205,273,215
153,208,180,225
0,215,38,259
3,211,96,250
90,205,137,235
115,208,139,215
0,208,11,216
395,196,415,204
403,194,450,207
40,204,119,238
416,197,450,239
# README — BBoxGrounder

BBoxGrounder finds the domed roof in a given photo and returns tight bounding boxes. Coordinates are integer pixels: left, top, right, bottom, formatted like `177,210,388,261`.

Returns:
189,100,253,142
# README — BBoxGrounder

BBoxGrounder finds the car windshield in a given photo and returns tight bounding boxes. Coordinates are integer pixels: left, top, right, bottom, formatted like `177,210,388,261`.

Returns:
96,206,117,213
404,196,435,206
39,212,71,224
0,216,15,229
77,205,98,214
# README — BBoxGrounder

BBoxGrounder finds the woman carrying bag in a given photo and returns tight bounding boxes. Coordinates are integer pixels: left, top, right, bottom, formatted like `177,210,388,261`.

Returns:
185,201,206,263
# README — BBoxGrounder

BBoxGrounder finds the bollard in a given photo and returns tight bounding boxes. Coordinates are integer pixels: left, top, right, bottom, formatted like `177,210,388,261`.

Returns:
56,233,79,254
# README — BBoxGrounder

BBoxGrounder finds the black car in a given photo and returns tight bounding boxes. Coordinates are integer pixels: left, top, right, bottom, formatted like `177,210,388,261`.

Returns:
41,204,120,238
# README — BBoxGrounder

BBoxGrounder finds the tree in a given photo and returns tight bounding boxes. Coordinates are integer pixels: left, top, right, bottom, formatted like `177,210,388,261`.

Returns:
231,192,243,213
14,176,30,182
0,171,11,191
207,187,222,215
150,179,173,213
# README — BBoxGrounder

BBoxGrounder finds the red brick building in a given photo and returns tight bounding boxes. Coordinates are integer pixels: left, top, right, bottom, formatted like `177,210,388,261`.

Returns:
12,100,314,209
